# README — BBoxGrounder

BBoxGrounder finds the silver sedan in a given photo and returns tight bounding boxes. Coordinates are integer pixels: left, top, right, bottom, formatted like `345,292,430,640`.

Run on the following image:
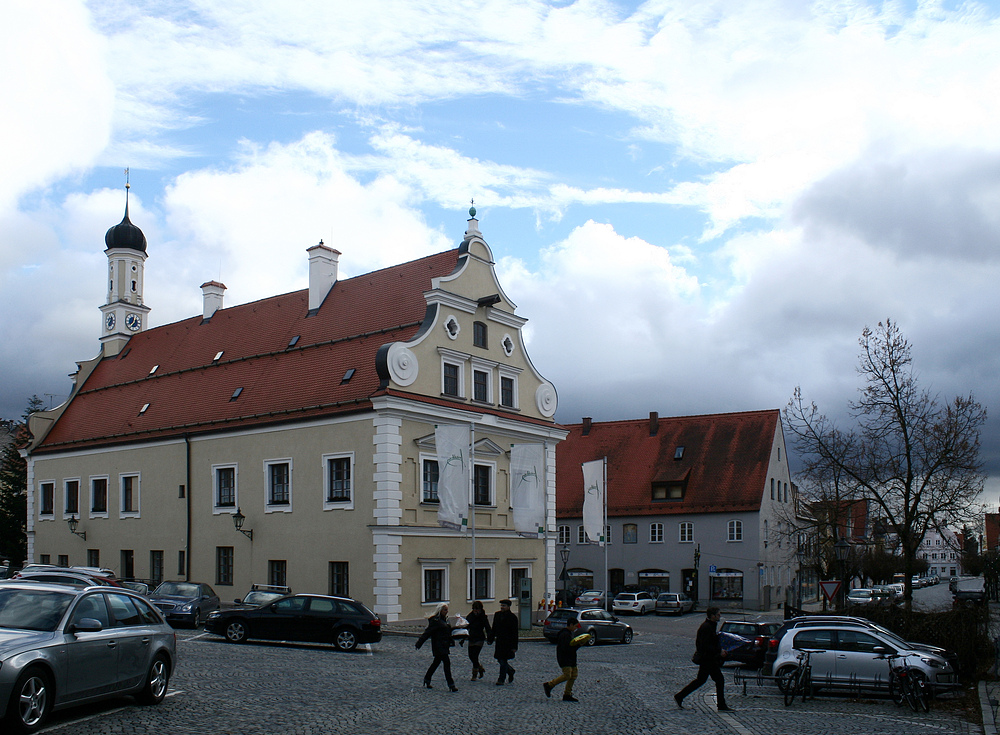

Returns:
0,582,177,733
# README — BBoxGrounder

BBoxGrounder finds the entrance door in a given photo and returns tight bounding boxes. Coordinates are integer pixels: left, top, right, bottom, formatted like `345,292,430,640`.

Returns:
682,569,698,604
609,569,625,597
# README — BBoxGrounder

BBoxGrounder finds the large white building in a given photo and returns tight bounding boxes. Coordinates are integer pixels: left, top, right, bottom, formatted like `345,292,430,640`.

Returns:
24,201,566,621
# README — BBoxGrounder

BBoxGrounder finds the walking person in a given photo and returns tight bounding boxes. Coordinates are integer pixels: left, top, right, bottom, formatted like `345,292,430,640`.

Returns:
466,600,492,680
674,606,730,711
489,599,519,685
542,616,587,702
415,603,459,692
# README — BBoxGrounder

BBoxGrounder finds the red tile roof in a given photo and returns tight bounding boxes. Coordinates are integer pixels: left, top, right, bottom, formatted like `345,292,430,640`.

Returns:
556,410,779,517
35,249,462,453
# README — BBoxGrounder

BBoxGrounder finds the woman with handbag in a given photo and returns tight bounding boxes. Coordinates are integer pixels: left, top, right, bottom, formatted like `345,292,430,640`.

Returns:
465,600,492,680
415,603,459,692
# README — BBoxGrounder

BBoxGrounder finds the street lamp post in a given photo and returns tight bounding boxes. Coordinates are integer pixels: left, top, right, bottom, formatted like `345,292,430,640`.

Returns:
559,545,570,606
834,537,850,610
795,543,805,611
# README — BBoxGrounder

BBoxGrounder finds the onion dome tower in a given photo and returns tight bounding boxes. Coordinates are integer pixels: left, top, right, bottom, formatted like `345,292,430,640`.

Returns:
99,171,151,356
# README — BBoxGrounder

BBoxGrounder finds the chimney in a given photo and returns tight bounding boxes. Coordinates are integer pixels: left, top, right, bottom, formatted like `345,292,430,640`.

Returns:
582,417,592,436
200,281,226,320
307,241,340,312
649,411,659,436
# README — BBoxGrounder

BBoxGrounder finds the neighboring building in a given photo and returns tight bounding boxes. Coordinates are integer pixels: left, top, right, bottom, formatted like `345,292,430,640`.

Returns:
917,527,963,578
985,509,1000,553
23,201,566,621
554,410,794,611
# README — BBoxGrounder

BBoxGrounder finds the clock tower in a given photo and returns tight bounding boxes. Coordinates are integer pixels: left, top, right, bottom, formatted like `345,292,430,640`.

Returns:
99,183,150,357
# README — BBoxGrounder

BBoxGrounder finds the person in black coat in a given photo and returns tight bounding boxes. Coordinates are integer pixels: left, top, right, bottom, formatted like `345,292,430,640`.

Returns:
675,606,730,711
489,599,519,685
416,604,458,691
542,616,587,702
466,600,492,680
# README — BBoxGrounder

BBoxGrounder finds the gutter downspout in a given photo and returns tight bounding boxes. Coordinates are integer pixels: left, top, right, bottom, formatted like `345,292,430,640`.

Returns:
184,434,191,581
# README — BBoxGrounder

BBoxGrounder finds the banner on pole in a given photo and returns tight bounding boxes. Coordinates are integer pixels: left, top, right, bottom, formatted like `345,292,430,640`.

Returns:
435,424,470,531
582,459,605,546
511,443,545,537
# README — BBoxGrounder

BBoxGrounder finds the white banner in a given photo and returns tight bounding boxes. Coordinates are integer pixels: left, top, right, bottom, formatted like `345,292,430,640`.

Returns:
435,424,470,530
511,443,545,537
582,459,605,545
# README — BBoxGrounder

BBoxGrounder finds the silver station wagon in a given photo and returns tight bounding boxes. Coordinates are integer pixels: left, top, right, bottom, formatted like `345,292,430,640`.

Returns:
0,582,177,733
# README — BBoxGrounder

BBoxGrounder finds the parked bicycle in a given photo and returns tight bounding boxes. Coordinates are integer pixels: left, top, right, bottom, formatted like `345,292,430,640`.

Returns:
780,648,817,706
879,650,930,713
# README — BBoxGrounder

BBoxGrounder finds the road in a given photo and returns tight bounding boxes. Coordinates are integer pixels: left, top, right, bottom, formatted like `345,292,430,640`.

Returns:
30,608,979,735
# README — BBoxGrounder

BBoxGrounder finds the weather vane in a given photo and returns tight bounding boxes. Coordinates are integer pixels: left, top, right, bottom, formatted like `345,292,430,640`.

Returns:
124,167,130,190
469,198,476,218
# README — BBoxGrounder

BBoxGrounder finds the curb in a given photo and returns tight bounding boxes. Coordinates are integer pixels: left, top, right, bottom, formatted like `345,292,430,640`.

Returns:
980,681,998,735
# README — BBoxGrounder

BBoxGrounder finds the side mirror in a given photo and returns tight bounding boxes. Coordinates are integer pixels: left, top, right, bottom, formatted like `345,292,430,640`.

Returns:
70,617,104,633
873,646,888,654
612,616,619,622
234,598,242,605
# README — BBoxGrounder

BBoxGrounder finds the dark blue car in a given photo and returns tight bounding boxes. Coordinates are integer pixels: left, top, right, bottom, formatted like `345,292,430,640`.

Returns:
150,581,220,627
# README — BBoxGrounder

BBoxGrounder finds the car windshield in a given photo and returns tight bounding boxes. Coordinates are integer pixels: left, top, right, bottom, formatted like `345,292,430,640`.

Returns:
0,588,74,631
154,582,200,598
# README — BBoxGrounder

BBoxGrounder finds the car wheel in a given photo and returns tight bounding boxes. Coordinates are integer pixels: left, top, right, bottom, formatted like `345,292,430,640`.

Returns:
622,629,633,644
334,627,358,652
192,610,201,629
586,629,598,646
137,655,170,705
5,667,52,734
224,619,248,643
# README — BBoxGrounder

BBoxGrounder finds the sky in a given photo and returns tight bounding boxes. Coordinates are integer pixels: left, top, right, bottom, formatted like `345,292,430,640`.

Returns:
2,0,1000,510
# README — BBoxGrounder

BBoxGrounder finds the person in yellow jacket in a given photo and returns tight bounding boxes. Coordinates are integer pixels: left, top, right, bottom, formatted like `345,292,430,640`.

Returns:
542,617,589,702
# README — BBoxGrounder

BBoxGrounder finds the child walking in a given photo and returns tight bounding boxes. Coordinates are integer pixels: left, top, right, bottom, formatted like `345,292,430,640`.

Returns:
542,616,587,702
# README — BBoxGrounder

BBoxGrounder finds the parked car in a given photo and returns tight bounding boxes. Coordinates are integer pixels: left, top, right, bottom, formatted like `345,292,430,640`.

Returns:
612,591,655,615
718,620,781,668
846,588,891,606
149,581,220,627
952,588,987,608
948,576,961,593
763,615,958,675
772,622,955,693
541,607,633,645
11,571,121,588
121,581,150,595
0,581,176,733
233,584,291,608
655,592,695,615
205,593,381,651
574,590,608,609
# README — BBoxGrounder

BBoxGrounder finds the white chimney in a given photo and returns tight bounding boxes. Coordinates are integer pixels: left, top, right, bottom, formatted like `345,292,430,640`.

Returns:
307,241,340,312
200,281,226,320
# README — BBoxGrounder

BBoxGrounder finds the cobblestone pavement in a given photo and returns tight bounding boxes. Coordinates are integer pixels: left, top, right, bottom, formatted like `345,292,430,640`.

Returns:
34,626,979,735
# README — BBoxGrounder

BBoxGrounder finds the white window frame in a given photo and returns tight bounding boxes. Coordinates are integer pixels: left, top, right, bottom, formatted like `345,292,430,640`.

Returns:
63,477,81,519
420,454,440,504
679,522,693,543
421,562,450,605
557,525,571,544
212,463,238,514
467,561,496,602
728,520,743,542
650,522,663,543
508,564,531,600
89,475,109,519
470,357,495,405
497,365,521,409
473,461,496,507
322,452,354,510
577,525,587,544
264,458,293,513
439,348,469,399
119,473,140,518
38,480,55,519
604,525,612,545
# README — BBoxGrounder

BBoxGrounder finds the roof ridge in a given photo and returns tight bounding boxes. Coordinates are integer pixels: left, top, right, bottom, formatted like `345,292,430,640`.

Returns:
565,408,779,428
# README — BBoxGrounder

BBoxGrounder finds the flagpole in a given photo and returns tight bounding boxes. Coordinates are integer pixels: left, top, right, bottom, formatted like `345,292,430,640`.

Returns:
603,456,608,606
470,420,476,604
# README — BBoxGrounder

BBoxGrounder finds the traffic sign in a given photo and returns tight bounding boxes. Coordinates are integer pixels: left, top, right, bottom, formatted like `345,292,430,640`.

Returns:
819,580,842,602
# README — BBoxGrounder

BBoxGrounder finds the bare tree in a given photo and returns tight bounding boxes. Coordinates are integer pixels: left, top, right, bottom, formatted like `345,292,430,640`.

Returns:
785,320,987,609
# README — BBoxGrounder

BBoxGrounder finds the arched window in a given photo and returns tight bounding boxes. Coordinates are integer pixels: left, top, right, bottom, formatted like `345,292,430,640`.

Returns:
728,520,743,542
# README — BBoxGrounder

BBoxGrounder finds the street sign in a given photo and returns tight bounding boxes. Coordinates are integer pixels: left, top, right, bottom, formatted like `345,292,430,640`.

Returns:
819,580,842,602
709,564,717,573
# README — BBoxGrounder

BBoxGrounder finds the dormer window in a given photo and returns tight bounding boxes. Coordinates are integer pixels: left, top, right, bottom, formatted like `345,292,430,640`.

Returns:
652,482,684,501
139,403,150,415
230,387,243,401
341,368,356,384
213,351,224,362
674,446,685,460
287,335,300,348
149,365,158,375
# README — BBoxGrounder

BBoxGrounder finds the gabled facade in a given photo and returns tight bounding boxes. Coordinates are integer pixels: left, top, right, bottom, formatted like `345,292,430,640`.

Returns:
554,410,794,611
24,205,566,621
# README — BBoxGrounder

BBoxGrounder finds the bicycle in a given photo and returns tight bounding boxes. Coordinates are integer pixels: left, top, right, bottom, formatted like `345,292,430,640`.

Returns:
780,648,816,706
880,651,930,713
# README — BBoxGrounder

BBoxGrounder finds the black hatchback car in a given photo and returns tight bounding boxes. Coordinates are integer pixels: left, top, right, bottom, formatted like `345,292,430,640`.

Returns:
205,593,382,651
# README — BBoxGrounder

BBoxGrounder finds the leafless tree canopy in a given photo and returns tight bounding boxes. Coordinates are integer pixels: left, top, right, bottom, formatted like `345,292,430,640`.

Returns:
785,319,987,605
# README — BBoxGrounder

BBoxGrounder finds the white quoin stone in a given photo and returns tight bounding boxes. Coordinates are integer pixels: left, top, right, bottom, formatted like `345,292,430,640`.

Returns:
307,242,340,311
200,281,226,319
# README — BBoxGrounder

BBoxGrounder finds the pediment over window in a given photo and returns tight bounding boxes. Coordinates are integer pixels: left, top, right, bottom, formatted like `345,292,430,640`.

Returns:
414,433,506,457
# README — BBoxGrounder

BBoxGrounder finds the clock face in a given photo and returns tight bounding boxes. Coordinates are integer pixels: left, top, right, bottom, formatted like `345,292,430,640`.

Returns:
125,313,141,331
105,312,116,331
